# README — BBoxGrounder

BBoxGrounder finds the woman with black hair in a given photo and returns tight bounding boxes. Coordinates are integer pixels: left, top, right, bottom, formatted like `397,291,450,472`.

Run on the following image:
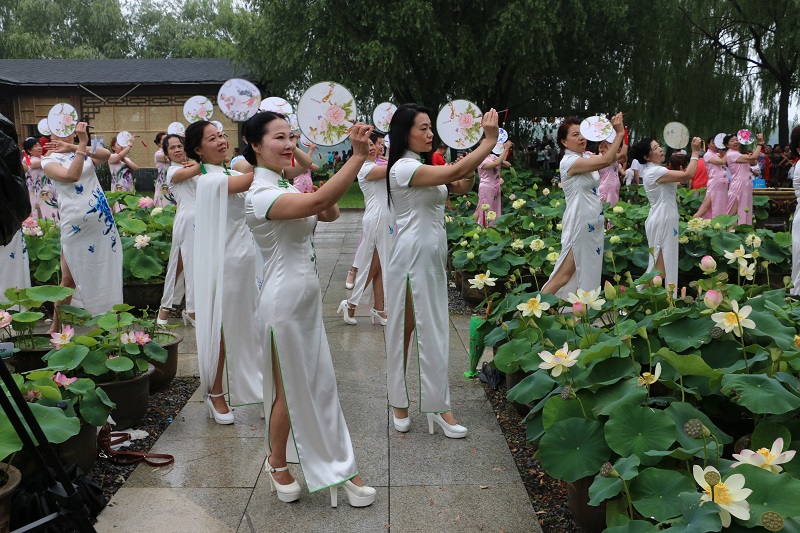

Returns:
541,114,625,298
693,137,728,219
243,112,376,507
338,132,393,326
153,131,176,207
184,120,262,424
109,134,139,193
789,124,800,295
156,134,196,326
630,135,702,292
22,137,59,220
385,104,498,439
725,132,764,226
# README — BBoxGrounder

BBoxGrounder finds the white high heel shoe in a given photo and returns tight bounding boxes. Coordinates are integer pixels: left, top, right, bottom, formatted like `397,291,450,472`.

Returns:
427,413,467,439
330,480,376,508
392,414,410,433
345,269,356,290
266,457,301,503
182,309,196,327
337,300,357,325
370,309,387,326
206,392,234,425
156,310,169,326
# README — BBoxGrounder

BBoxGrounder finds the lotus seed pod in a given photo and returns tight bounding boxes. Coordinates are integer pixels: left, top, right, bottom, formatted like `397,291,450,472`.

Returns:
599,462,613,478
761,512,784,531
704,470,721,487
710,326,723,339
560,386,574,401
684,419,704,439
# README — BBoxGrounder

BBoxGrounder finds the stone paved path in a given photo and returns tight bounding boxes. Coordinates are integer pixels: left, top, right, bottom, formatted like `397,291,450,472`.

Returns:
95,210,542,533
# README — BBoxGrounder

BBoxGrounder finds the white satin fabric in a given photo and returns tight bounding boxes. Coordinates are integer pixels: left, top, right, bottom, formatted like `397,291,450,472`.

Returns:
0,230,31,297
642,162,679,292
193,163,262,406
386,151,452,413
245,166,358,493
791,164,799,295
546,150,605,300
348,160,395,308
42,153,122,314
159,163,195,312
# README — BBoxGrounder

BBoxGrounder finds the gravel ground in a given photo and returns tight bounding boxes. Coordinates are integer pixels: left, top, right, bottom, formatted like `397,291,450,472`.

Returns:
90,376,199,501
449,281,583,532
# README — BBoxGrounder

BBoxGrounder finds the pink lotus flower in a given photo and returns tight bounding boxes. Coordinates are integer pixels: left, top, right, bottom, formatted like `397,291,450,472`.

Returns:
703,289,723,310
652,275,663,287
22,217,38,228
572,301,586,318
133,331,151,346
325,105,346,126
700,256,717,274
458,113,474,129
138,197,154,209
50,325,75,349
0,310,11,329
52,371,78,388
732,437,796,474
120,332,135,344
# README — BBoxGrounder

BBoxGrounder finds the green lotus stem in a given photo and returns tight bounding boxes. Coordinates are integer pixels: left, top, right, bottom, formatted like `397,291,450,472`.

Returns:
679,375,685,402
702,436,708,469
620,478,634,519
711,434,720,468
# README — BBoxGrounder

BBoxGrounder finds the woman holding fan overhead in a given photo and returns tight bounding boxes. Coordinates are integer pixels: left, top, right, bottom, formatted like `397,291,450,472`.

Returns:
386,103,499,439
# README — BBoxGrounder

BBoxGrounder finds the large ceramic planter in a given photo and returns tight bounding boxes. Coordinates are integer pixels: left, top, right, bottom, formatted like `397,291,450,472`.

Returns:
122,281,164,312
461,283,485,306
98,365,154,430
149,332,183,392
4,334,52,374
0,463,21,533
567,476,609,533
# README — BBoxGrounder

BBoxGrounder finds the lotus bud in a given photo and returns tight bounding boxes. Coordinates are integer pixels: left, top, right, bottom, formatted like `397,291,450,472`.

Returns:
466,252,475,260
703,290,723,310
604,251,613,259
554,314,567,326
572,302,586,318
636,326,648,340
613,274,621,282
473,234,479,240
609,235,621,244
604,281,616,300
652,275,663,287
699,256,717,274
761,512,785,532
565,317,575,329
645,309,651,315
770,348,783,362
784,276,792,288
704,470,721,487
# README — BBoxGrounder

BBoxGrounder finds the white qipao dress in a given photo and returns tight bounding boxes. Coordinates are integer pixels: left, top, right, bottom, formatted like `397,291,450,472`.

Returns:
193,163,262,406
42,152,122,313
245,167,358,492
641,163,679,289
159,162,194,312
791,164,800,295
349,160,395,307
386,150,452,413
0,230,31,297
546,150,604,299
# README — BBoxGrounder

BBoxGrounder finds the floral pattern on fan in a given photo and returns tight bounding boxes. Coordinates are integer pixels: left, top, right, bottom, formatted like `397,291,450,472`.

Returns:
260,97,294,116
579,116,613,142
737,129,753,145
372,102,397,133
217,78,261,122
47,103,79,138
116,131,134,147
38,119,51,136
298,82,358,146
183,96,214,123
167,122,186,136
437,100,483,149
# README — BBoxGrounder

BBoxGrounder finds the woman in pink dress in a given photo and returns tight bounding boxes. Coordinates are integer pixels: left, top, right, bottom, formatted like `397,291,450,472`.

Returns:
292,142,318,193
693,137,728,219
474,140,512,226
597,140,623,205
725,132,764,226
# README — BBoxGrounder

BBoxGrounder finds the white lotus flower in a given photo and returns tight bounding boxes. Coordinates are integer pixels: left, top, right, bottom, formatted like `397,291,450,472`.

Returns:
530,239,545,251
538,342,580,377
724,246,752,267
732,437,796,474
468,270,497,290
693,465,751,528
567,288,606,310
637,362,661,387
739,262,755,281
711,300,755,337
516,295,550,318
134,235,151,249
511,239,524,250
512,199,526,209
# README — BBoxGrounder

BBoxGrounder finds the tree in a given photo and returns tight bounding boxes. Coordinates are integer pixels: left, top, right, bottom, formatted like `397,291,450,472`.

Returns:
680,0,800,143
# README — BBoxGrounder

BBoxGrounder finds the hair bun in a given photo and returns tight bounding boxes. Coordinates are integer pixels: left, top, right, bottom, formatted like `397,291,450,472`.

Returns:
242,144,257,165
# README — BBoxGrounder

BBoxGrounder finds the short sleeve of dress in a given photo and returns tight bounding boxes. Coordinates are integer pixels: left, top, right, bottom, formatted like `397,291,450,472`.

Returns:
357,161,377,183
250,186,285,221
393,158,423,187
559,153,580,176
165,166,178,185
479,154,496,170
643,165,669,186
40,154,64,177
727,151,741,165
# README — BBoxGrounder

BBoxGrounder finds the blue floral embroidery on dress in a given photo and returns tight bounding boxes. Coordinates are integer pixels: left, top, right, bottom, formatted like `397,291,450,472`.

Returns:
588,223,595,233
388,225,394,235
84,187,116,235
9,252,14,259
88,245,95,253
111,235,117,252
75,184,84,195
71,224,81,235
596,248,601,255
673,228,678,236
592,187,598,195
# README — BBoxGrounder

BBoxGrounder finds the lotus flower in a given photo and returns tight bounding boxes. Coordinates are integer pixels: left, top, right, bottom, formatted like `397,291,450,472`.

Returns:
541,188,550,196
516,295,550,318
567,288,606,311
546,251,559,263
0,311,11,329
120,332,135,344
486,211,497,222
732,437,796,474
512,199,526,209
138,196,154,209
511,239,524,250
572,301,586,318
133,331,151,346
51,372,78,388
724,246,752,267
538,342,580,377
50,325,75,349
711,300,755,337
151,207,163,216
530,239,545,251
134,235,151,249
693,465,751,527
638,363,661,387
468,270,497,290
652,275,663,287
739,262,755,280
745,234,761,248
700,256,717,274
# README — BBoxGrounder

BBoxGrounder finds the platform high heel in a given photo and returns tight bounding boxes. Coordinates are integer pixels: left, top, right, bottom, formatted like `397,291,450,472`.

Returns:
330,480,376,508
